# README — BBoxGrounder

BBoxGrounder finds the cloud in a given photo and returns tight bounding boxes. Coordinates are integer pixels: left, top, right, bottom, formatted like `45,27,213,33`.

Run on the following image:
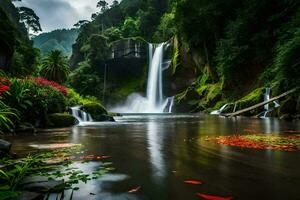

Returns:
14,0,115,32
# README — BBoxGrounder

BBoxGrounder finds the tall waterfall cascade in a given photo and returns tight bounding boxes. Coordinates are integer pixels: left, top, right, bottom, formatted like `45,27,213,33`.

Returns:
110,42,174,113
71,106,93,124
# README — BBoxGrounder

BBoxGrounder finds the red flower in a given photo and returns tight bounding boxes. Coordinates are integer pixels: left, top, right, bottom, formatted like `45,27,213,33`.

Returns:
0,85,9,95
31,77,68,95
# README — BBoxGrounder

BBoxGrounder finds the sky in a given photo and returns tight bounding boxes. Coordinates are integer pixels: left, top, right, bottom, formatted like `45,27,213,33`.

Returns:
14,0,115,32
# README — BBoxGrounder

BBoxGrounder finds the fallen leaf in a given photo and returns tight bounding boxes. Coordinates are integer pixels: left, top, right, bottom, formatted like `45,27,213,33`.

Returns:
128,186,141,193
184,180,203,185
197,193,233,200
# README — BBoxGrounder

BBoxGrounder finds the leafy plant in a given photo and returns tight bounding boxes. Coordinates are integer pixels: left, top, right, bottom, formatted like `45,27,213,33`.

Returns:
40,50,70,83
0,100,19,132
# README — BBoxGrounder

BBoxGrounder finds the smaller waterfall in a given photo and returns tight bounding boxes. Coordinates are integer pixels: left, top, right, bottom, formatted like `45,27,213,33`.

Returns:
167,97,175,113
71,106,93,124
260,88,280,118
210,104,228,115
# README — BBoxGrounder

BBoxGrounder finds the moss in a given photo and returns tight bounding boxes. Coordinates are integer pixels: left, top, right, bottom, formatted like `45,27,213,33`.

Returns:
115,78,142,98
171,37,180,75
235,87,264,115
47,113,75,128
83,102,108,121
206,83,222,102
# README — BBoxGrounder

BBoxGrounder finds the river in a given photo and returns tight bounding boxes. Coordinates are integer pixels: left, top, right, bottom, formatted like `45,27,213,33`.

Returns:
5,114,300,200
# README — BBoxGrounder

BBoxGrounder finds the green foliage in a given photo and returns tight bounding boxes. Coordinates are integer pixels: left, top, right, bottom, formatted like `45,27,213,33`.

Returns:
0,2,39,76
10,40,39,76
275,28,300,90
153,11,176,42
47,113,75,128
0,100,19,132
68,61,102,98
3,78,66,126
102,27,122,42
235,87,264,112
122,17,139,37
0,6,16,61
40,50,70,83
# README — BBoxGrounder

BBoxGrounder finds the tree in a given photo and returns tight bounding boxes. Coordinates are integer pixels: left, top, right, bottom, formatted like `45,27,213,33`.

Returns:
111,0,119,8
122,17,139,37
73,20,89,28
40,50,70,83
18,6,42,33
97,0,108,13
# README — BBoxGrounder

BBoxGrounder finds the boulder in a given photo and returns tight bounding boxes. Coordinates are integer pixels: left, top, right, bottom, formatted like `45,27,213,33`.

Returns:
21,176,64,193
0,139,11,154
17,191,43,200
82,103,115,121
47,113,76,128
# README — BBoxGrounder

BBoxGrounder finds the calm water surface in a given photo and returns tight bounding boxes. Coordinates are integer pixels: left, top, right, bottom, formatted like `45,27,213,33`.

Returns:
5,114,300,200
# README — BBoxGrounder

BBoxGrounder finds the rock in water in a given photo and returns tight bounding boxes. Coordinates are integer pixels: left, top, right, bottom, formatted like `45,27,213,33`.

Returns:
21,176,64,193
0,139,11,153
17,191,43,200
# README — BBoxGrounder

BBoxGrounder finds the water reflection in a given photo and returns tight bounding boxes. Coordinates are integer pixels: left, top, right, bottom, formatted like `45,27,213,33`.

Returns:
147,121,166,182
4,114,300,200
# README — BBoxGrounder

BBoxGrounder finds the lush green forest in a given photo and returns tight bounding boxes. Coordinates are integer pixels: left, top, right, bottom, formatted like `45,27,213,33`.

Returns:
1,1,300,199
70,0,300,116
0,0,300,132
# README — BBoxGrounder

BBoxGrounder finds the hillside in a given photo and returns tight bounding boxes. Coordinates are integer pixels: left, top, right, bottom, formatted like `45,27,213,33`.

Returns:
67,0,300,117
33,29,79,56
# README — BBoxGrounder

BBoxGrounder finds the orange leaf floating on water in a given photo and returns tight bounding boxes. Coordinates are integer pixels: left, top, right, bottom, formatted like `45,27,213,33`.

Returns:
80,155,112,160
184,180,203,185
197,193,233,200
128,186,141,193
101,156,112,159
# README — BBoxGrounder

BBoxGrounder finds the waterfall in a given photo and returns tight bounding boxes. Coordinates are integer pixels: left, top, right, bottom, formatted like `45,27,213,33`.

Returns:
110,42,173,113
260,88,281,118
71,106,93,124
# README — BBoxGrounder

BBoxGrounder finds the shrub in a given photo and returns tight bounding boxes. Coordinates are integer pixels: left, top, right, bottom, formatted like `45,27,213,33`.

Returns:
32,77,68,95
47,113,75,128
0,100,19,132
2,78,66,127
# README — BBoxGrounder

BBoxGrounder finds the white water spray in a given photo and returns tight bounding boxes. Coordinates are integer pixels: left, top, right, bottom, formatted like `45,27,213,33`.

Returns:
210,104,228,115
110,42,173,113
71,106,93,124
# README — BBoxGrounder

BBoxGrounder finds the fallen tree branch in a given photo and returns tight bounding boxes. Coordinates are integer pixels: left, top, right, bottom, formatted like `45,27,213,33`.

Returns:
222,88,299,118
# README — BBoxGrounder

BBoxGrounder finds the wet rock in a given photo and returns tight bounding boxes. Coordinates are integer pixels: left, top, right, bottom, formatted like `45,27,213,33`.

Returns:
0,139,11,153
99,115,115,122
17,191,43,200
21,176,64,193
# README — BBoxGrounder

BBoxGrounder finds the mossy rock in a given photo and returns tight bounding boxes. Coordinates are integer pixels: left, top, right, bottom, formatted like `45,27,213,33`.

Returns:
235,88,264,115
47,113,76,128
82,103,110,121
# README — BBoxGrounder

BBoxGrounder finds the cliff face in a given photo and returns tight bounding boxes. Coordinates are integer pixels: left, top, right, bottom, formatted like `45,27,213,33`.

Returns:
101,38,149,105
